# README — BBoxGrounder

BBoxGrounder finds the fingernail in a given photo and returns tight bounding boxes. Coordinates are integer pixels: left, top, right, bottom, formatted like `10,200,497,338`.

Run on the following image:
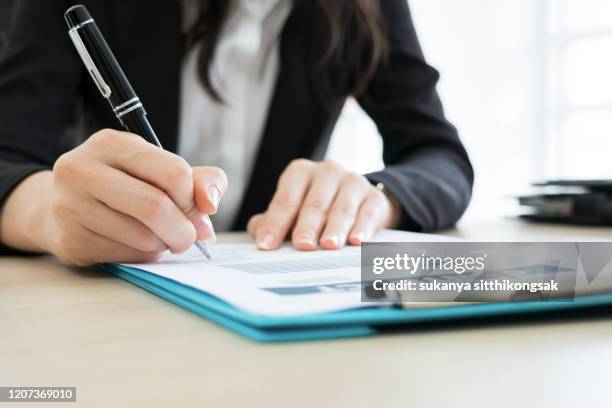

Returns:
296,233,316,248
257,233,275,250
208,185,221,210
323,235,339,247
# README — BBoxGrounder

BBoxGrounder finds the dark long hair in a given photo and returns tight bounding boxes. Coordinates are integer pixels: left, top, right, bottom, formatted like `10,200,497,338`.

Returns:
186,0,388,105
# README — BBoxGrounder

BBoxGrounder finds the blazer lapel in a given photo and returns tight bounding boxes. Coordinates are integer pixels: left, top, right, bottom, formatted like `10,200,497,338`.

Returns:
107,0,183,152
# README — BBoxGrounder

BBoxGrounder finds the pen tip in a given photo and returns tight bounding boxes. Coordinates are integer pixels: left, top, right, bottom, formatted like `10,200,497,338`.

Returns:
194,240,212,261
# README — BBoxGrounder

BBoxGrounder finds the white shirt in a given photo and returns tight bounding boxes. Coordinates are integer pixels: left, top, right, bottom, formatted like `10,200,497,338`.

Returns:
179,0,292,231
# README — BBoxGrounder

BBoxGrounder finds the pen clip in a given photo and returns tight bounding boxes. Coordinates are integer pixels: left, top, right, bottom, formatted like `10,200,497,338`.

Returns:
68,28,112,99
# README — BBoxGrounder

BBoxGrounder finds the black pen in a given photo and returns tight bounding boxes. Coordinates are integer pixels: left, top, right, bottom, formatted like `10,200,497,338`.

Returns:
64,5,211,261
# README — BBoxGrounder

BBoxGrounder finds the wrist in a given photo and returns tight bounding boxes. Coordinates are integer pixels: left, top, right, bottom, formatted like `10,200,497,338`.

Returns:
376,182,402,229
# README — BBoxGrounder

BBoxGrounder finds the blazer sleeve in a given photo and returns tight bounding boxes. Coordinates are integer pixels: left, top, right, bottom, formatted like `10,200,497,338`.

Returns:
0,0,82,254
359,0,474,232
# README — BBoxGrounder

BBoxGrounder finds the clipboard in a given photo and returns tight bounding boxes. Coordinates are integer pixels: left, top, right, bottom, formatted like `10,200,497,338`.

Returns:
100,264,612,343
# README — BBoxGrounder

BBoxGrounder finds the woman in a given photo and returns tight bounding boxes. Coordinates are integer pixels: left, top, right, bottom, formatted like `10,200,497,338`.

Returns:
0,0,473,265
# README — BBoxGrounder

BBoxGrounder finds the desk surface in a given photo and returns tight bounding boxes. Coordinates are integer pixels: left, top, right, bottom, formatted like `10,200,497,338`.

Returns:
1,219,611,408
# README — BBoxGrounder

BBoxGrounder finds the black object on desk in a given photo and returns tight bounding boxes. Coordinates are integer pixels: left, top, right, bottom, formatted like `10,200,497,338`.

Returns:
518,179,612,226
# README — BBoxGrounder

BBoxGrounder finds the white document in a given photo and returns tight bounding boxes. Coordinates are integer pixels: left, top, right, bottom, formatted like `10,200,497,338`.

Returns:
121,230,456,317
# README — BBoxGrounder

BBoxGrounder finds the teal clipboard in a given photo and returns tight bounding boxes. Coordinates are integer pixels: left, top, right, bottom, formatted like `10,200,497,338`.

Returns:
100,264,612,343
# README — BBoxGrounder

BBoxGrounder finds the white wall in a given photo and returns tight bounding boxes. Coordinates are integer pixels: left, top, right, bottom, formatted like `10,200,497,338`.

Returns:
328,0,548,221
409,0,547,220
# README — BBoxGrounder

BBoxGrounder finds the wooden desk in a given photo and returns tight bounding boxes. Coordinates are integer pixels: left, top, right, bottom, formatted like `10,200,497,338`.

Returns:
1,220,611,408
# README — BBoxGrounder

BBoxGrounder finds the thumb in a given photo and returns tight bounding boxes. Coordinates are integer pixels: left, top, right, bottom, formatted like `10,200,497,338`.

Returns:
192,166,228,214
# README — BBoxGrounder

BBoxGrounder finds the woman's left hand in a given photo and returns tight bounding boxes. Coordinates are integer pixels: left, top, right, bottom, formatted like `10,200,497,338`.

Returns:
247,159,401,251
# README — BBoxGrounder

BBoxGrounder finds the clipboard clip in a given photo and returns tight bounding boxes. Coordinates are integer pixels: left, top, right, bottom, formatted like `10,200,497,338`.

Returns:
68,26,112,99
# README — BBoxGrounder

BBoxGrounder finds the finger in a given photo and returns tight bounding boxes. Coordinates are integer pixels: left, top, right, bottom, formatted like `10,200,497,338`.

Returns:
84,165,196,253
191,215,216,242
82,231,163,265
348,189,389,245
320,173,369,250
193,166,228,214
55,222,162,266
189,167,227,241
247,213,264,238
256,159,314,250
89,131,216,240
95,133,218,240
291,163,344,250
92,131,196,216
71,197,167,253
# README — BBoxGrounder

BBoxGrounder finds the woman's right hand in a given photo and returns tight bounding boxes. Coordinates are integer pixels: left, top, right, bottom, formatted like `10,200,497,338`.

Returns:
0,129,227,266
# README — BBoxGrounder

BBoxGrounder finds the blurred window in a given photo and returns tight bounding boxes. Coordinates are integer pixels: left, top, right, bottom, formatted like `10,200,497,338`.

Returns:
546,0,612,178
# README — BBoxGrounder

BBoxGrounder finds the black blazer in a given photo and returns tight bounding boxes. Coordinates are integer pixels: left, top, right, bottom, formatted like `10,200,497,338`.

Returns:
0,0,473,250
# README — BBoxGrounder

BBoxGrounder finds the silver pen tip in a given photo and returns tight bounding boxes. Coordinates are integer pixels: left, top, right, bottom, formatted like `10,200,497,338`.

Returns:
194,240,212,261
